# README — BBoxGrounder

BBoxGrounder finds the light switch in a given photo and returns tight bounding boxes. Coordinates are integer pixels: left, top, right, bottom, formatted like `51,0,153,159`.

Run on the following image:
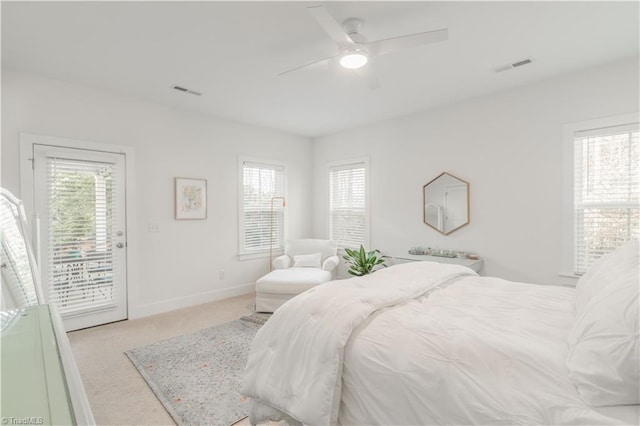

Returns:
148,222,160,233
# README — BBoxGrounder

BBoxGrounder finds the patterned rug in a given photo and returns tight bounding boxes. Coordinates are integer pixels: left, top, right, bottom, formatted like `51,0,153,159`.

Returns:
125,313,270,426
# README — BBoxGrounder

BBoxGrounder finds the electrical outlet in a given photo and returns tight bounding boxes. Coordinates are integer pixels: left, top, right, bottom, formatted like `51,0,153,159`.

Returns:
219,269,225,280
148,222,160,233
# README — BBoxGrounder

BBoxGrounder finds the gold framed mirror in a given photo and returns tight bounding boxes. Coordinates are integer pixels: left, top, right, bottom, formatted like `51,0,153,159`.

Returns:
423,172,470,235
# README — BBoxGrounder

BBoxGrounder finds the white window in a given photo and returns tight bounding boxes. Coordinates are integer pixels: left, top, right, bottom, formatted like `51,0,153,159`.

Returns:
239,159,285,256
329,159,369,248
565,117,639,275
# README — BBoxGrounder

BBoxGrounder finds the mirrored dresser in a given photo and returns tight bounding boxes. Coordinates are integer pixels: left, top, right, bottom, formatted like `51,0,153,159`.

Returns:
1,305,94,425
385,254,484,273
1,188,95,425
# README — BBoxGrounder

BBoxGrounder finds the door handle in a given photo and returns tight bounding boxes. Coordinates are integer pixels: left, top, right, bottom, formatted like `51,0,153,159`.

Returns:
116,243,125,249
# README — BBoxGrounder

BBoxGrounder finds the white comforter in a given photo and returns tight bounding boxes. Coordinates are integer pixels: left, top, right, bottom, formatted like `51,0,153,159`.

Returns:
242,262,639,425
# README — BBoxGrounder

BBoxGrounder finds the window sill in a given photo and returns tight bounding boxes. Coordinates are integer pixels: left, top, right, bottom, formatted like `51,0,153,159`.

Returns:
557,271,581,279
238,249,284,261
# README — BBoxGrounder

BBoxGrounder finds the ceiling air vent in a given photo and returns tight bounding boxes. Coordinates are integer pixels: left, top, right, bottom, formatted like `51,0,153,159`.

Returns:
171,85,202,96
494,57,533,73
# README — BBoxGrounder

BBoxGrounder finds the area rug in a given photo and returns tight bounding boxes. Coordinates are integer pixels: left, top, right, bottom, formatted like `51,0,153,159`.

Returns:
125,313,270,426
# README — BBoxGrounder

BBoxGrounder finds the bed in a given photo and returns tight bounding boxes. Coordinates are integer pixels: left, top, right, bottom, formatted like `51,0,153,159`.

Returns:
242,242,639,425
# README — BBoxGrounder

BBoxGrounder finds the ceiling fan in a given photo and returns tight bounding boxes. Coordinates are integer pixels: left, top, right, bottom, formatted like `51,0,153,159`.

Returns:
279,5,449,79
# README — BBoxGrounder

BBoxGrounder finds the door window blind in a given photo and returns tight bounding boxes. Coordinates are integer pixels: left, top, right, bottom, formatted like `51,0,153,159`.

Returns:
241,161,285,252
574,124,639,274
47,157,119,314
329,162,367,247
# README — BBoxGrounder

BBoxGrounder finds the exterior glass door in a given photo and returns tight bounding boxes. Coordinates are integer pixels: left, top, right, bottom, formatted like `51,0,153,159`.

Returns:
34,145,127,331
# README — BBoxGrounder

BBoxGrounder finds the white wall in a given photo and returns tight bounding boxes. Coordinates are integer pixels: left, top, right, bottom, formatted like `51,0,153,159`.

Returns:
3,57,638,316
1,71,313,318
312,58,640,286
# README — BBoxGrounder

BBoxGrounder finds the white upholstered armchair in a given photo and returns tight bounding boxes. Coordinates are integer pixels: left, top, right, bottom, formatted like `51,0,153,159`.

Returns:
255,239,339,313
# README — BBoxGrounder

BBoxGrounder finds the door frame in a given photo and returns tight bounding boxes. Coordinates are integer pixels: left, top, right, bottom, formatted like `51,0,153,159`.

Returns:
20,132,138,324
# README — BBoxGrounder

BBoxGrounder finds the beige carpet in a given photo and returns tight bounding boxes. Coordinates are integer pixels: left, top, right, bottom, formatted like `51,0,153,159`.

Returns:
68,293,257,426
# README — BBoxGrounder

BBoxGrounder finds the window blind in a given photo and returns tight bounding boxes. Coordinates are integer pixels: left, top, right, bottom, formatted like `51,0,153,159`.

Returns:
329,162,367,247
241,161,285,252
47,157,118,315
574,124,639,274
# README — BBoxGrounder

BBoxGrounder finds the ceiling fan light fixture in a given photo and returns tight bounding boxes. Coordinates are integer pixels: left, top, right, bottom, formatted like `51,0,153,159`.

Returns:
339,50,368,69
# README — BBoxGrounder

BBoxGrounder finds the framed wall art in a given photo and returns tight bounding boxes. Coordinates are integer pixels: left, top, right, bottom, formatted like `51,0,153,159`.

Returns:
175,177,207,220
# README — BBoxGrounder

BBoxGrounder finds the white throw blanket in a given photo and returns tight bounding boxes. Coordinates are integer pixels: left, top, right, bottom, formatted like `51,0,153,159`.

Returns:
242,261,476,426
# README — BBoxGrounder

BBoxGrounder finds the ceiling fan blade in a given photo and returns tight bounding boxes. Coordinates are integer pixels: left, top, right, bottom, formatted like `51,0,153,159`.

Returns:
278,56,334,76
307,5,356,47
367,28,448,57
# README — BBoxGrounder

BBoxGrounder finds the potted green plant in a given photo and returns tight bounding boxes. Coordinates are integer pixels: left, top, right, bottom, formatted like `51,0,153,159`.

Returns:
343,245,387,276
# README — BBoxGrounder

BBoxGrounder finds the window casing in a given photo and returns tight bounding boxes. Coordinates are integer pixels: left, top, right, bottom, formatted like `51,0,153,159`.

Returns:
239,159,285,256
329,159,369,248
571,121,639,274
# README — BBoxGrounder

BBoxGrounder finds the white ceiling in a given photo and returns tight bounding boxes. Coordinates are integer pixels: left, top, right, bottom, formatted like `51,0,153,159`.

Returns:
2,1,638,138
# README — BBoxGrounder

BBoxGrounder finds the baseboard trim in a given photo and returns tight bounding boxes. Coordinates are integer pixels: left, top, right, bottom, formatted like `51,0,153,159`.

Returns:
129,283,255,319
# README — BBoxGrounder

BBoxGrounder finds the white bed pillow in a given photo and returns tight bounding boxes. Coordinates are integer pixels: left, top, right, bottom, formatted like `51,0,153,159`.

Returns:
293,252,322,268
566,241,639,406
573,244,625,318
